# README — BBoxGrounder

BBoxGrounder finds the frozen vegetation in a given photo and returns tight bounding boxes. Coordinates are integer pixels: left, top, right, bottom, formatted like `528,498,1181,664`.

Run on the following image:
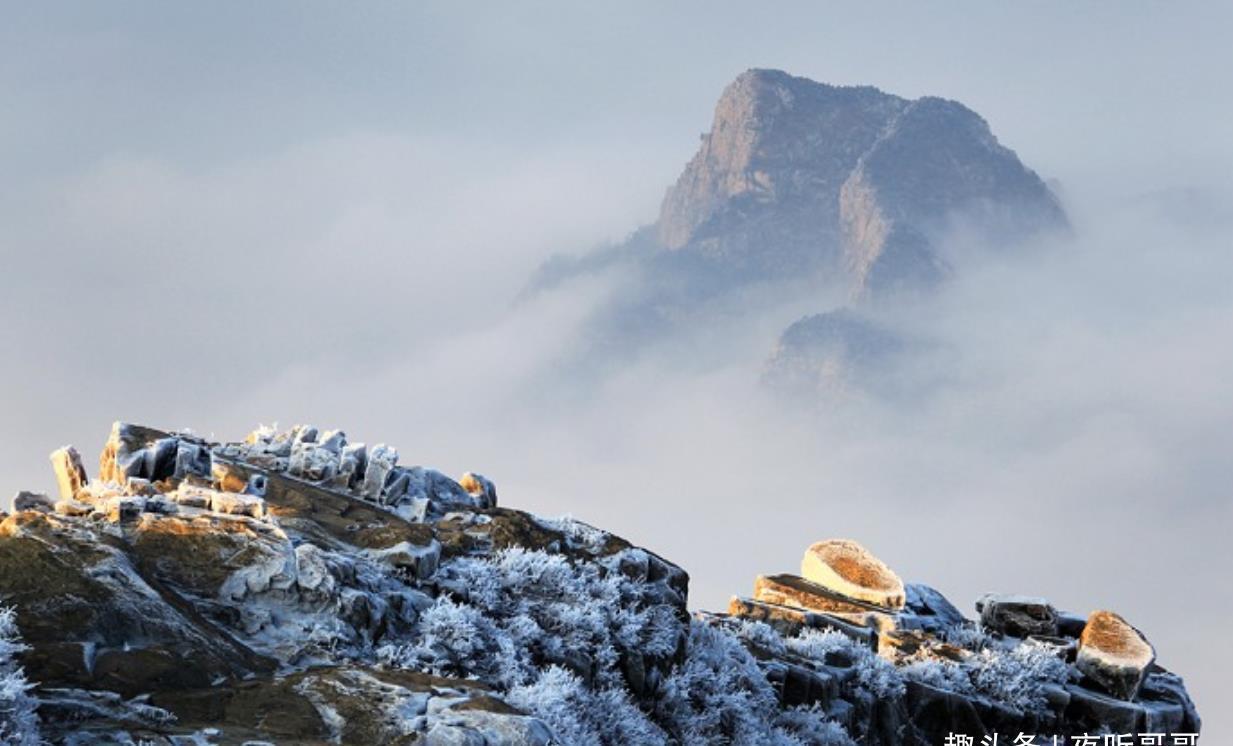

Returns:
0,608,38,746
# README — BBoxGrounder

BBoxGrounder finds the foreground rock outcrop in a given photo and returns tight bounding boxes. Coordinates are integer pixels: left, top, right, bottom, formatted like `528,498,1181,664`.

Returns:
714,540,1200,744
0,422,1200,744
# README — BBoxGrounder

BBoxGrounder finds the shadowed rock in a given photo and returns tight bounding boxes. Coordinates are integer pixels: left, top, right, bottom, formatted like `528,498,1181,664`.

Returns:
976,593,1058,638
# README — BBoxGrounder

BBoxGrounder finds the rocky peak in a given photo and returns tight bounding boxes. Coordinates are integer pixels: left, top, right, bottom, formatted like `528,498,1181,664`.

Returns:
658,69,908,277
656,69,1066,296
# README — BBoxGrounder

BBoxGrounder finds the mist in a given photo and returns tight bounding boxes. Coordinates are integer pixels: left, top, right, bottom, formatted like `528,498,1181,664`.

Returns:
3,2,1231,736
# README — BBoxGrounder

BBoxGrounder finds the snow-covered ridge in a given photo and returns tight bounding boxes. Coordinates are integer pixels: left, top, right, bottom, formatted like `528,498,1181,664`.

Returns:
0,422,1201,744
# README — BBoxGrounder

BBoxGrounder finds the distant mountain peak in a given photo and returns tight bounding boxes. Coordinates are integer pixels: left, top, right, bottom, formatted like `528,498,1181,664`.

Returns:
657,69,1066,297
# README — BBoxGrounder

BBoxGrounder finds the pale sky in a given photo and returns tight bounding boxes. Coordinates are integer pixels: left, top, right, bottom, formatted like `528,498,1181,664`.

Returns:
3,2,1231,734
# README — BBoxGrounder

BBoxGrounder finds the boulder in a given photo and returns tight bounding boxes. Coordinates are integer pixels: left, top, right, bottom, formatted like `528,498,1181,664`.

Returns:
102,496,146,523
801,539,905,609
213,461,249,493
98,422,146,485
460,472,498,509
727,596,878,649
1076,610,1155,701
361,444,398,501
13,491,54,512
53,498,93,517
288,441,340,482
336,442,368,489
371,539,442,581
169,484,214,510
210,492,266,519
976,593,1058,638
49,445,88,499
903,583,968,634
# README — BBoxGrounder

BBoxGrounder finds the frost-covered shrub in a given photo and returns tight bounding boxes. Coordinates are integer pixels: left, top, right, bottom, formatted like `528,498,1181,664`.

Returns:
0,607,39,745
786,629,905,699
773,705,857,746
943,623,991,652
506,666,668,746
966,639,1071,713
900,658,977,696
380,547,681,690
655,622,852,746
899,636,1071,715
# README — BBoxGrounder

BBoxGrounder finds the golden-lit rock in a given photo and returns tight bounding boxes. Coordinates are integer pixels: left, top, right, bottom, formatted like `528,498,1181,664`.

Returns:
753,573,896,630
49,446,88,500
459,472,497,508
1076,610,1155,701
213,461,249,494
801,539,905,610
727,596,878,648
53,498,92,517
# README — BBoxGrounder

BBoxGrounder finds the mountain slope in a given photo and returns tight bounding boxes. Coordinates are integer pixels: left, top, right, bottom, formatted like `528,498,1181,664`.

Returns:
0,421,1200,743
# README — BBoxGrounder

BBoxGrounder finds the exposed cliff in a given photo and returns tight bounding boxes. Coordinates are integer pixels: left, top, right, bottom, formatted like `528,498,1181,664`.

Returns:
0,422,1200,744
524,70,1068,382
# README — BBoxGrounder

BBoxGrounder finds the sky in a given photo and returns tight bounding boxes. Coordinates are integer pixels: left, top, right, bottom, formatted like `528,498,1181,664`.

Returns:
2,1,1232,735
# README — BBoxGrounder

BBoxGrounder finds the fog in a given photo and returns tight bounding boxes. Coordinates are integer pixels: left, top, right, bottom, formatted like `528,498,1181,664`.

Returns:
2,2,1231,735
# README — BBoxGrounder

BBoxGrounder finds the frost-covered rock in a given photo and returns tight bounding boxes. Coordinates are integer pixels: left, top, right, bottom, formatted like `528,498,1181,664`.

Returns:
361,444,397,501
0,421,1201,742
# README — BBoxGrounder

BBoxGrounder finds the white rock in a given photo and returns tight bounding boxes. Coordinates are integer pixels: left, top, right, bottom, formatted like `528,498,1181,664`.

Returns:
361,444,398,501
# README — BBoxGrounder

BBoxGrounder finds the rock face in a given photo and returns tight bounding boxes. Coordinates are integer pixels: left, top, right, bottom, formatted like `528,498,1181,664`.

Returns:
762,308,913,399
658,69,1066,297
0,422,1200,744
